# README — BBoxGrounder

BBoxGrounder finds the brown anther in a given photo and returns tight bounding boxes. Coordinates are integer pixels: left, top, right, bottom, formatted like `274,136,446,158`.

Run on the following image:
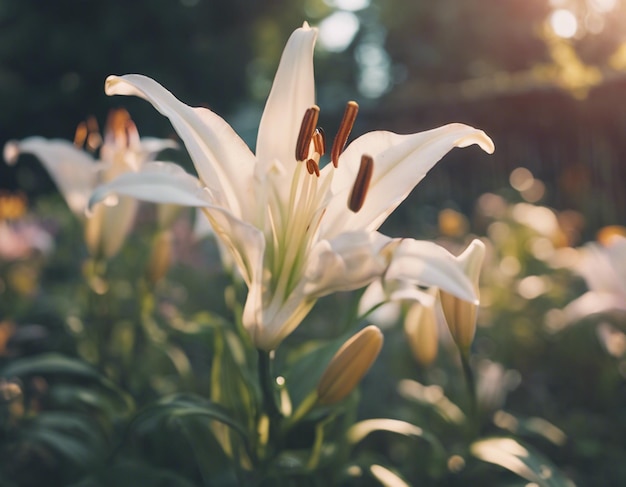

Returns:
73,121,88,148
348,154,373,213
306,158,320,177
86,115,100,134
313,128,326,156
295,106,320,161
331,101,359,168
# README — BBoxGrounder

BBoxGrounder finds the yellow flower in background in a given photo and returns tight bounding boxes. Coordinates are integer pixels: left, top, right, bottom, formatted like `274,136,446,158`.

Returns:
90,23,494,350
4,109,177,259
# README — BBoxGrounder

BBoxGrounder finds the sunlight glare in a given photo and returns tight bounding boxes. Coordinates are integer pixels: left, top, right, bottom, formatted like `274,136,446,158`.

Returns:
550,9,578,38
324,0,370,11
590,0,618,13
318,11,360,52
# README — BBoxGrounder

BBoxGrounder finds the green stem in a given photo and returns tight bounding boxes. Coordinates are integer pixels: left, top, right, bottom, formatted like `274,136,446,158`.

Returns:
283,391,318,432
460,352,478,434
258,350,282,454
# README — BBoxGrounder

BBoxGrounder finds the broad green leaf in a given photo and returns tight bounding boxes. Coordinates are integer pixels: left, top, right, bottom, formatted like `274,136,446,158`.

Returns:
128,394,252,458
282,336,347,411
470,437,575,487
47,383,133,419
19,412,108,469
2,353,134,415
123,394,251,484
1,353,102,381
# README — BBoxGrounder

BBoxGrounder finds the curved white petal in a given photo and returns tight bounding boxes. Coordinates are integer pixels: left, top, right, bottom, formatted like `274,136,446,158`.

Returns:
457,238,485,292
256,24,317,178
303,231,392,297
138,136,179,160
385,239,478,304
243,285,316,352
88,161,265,289
563,291,626,323
85,196,138,258
200,205,265,289
105,74,256,219
89,162,216,210
5,137,98,216
322,124,495,239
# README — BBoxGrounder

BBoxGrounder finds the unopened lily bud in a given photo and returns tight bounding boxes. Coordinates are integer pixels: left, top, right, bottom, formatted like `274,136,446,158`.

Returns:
317,325,383,405
440,239,485,355
404,298,439,367
146,230,173,284
440,292,477,355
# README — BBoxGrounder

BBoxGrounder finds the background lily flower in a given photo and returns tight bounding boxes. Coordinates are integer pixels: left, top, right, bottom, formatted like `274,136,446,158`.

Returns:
563,235,626,321
4,109,177,258
90,23,494,351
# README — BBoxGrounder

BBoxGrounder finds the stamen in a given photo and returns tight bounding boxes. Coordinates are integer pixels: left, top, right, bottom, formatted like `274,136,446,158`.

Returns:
331,101,359,168
306,158,320,177
86,116,102,151
74,121,88,148
348,154,373,213
313,128,326,156
295,106,320,161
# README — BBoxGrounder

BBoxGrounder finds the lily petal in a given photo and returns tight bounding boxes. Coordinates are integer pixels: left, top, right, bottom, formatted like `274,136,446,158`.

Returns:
5,137,98,216
138,136,179,160
385,239,478,304
303,231,391,297
255,24,317,177
105,74,256,219
322,124,494,238
85,196,138,258
243,284,316,352
89,161,215,210
88,161,265,288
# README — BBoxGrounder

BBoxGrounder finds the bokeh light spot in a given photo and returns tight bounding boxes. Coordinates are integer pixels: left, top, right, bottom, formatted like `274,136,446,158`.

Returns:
550,9,578,38
318,11,360,52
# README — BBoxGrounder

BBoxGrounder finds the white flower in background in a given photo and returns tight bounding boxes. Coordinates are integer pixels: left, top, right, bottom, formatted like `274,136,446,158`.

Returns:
89,23,494,351
4,109,177,258
359,240,486,361
563,235,626,321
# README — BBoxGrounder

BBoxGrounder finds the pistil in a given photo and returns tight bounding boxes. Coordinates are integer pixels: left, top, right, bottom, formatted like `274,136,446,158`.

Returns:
331,101,359,168
348,154,373,213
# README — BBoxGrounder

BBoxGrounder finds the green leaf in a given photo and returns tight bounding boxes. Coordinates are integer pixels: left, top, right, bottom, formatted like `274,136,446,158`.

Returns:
66,461,198,487
397,379,466,426
493,411,567,446
124,393,253,478
1,353,134,415
1,353,102,381
210,327,257,432
282,336,346,411
19,411,108,469
470,437,575,487
347,418,447,477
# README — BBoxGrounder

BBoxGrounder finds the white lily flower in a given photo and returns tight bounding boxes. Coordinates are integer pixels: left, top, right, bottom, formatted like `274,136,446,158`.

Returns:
90,23,494,350
4,109,177,258
563,235,626,321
